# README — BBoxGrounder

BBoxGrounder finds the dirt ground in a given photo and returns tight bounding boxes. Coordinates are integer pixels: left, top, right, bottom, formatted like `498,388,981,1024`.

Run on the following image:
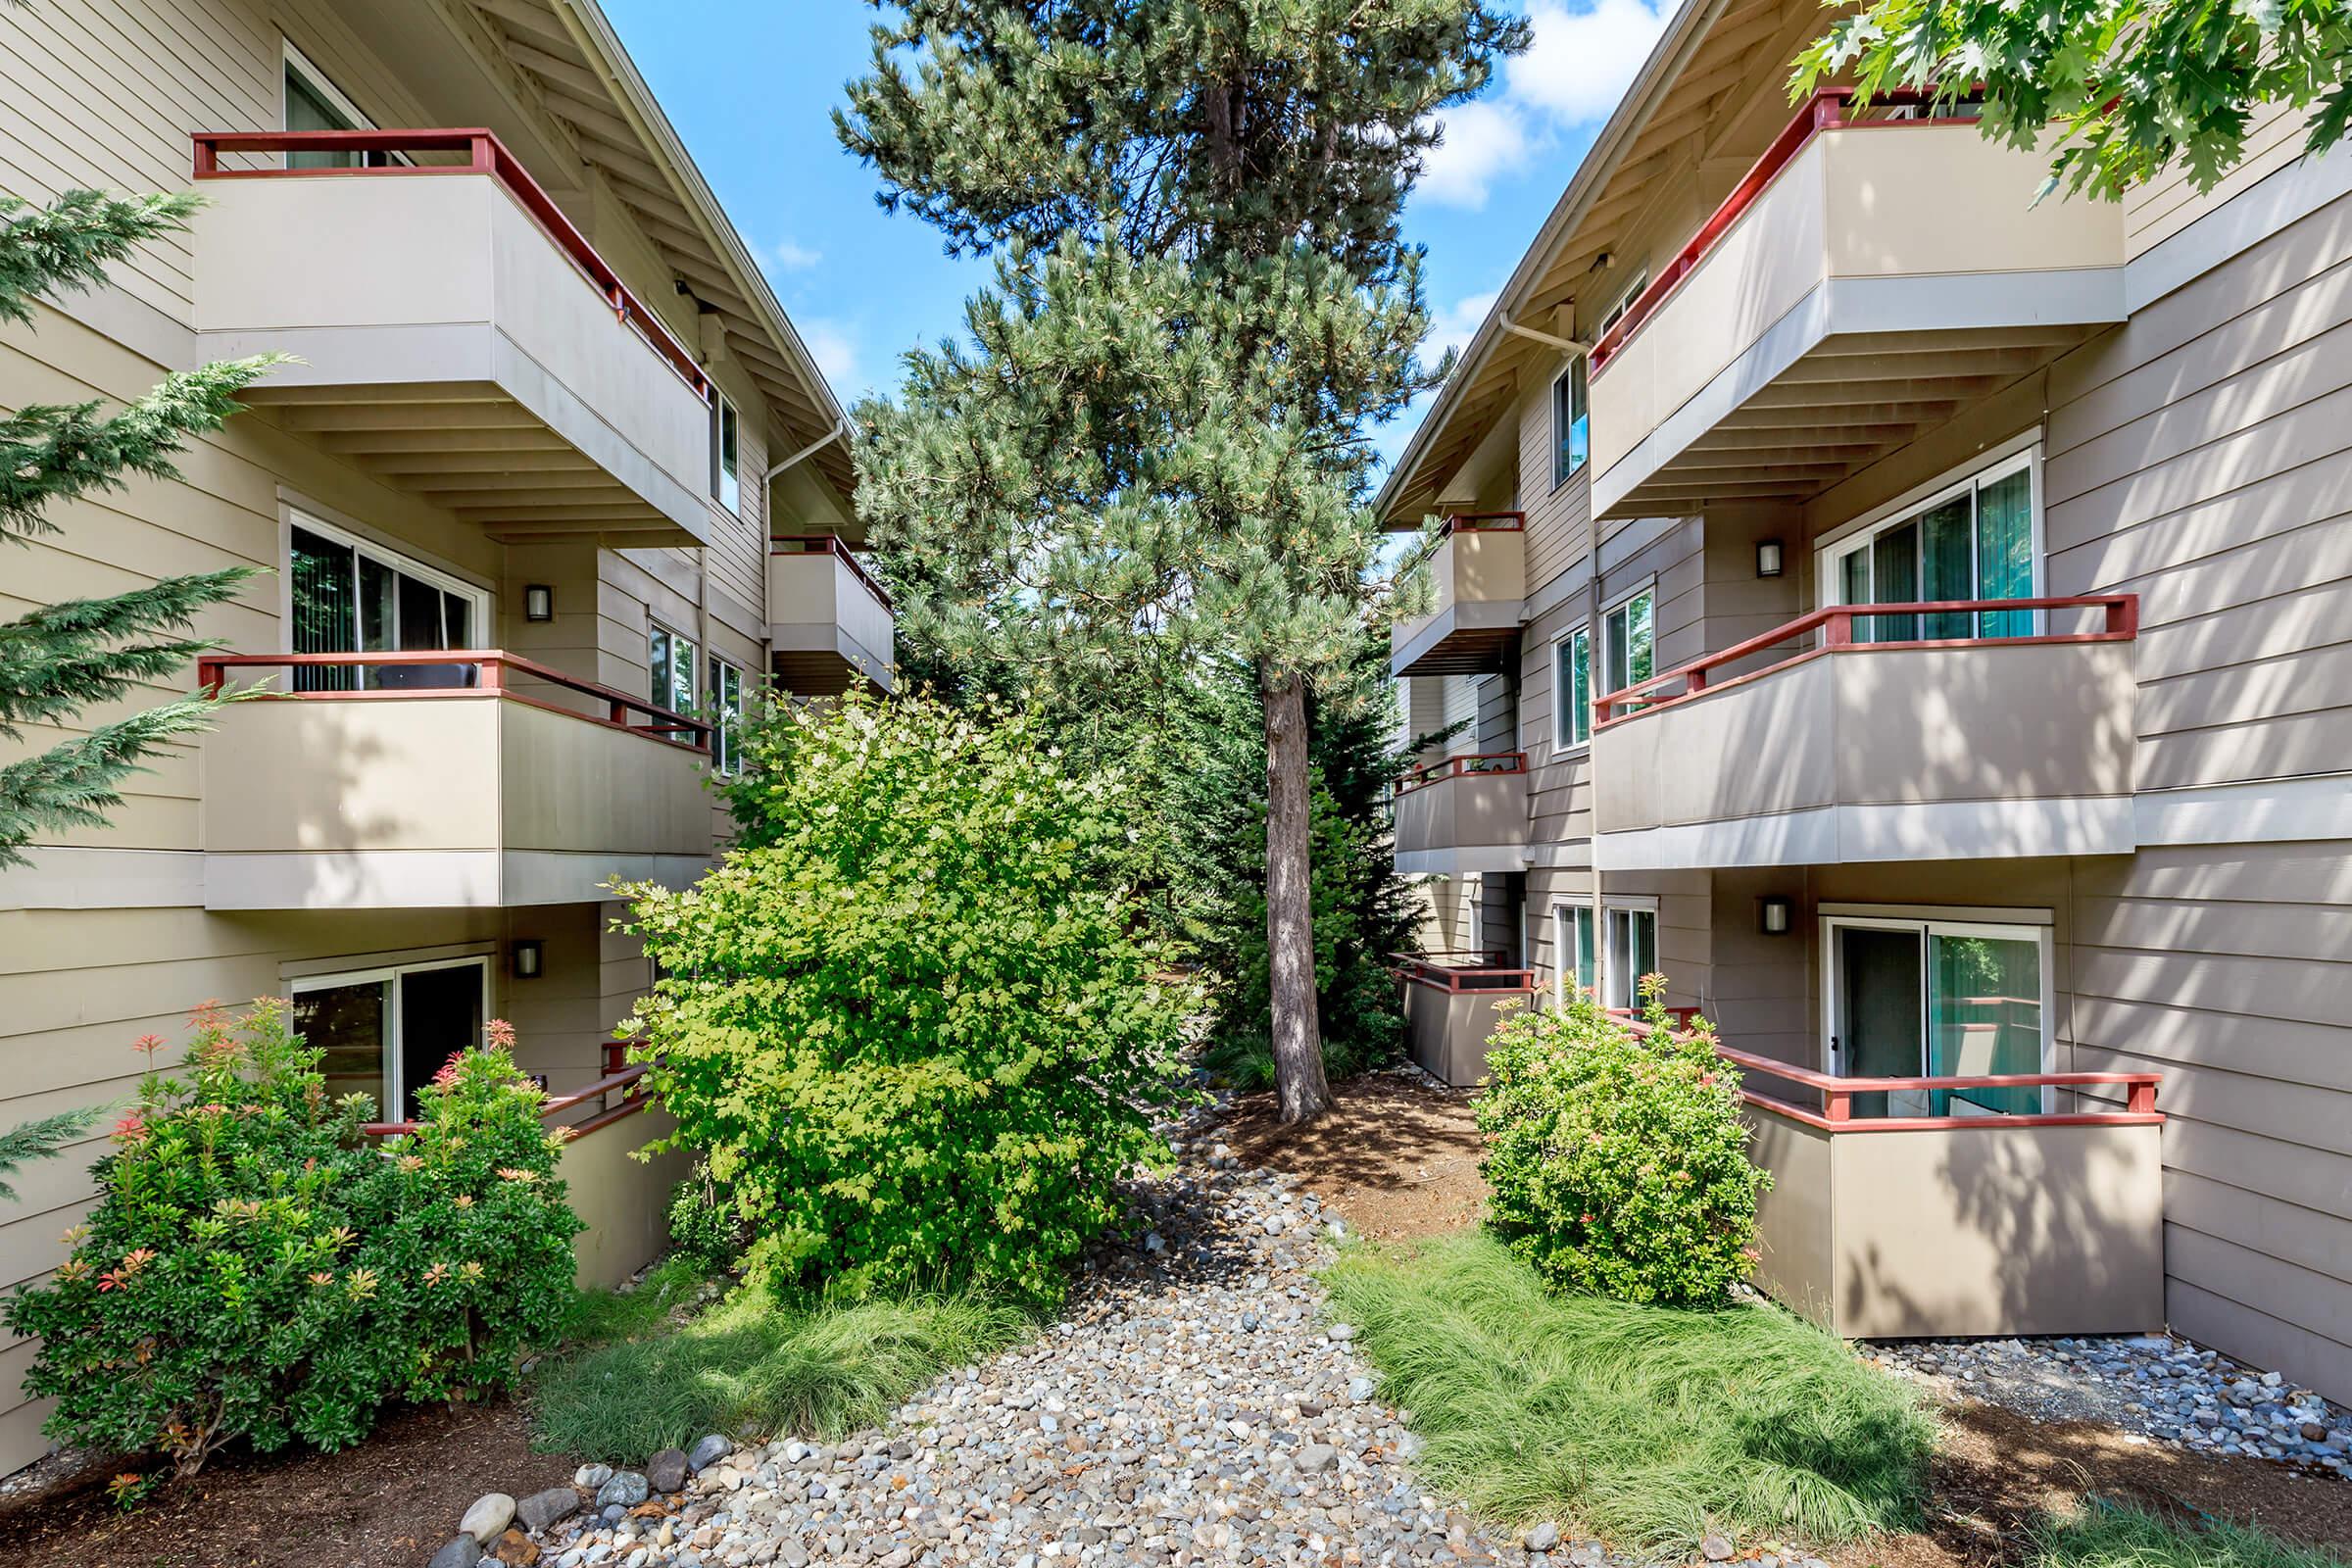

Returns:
0,1398,575,1567
1210,1069,1492,1241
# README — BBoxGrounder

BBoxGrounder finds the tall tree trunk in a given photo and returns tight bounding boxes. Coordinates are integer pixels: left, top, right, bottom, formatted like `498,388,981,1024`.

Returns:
1260,662,1332,1123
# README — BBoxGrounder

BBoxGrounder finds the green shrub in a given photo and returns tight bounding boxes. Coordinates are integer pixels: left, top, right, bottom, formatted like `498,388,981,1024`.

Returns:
1477,977,1768,1307
620,691,1193,1305
532,1289,1025,1463
8,1002,582,1494
364,1024,582,1406
1323,1233,1934,1555
667,1162,741,1271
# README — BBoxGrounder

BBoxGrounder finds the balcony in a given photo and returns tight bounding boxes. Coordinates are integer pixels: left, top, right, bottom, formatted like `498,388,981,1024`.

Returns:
767,536,896,695
190,130,714,547
1393,753,1530,875
196,651,713,909
1391,514,1525,678
1721,1044,2164,1338
1590,596,2138,870
1587,91,2124,520
1395,954,1539,1088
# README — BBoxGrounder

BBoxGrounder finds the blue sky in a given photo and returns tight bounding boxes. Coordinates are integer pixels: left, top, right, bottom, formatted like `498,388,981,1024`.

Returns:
605,1,1675,472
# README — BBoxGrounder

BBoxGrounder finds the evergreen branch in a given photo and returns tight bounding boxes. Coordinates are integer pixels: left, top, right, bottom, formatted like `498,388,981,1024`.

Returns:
0,356,286,543
0,188,203,326
0,567,258,732
0,1105,102,1202
0,693,232,867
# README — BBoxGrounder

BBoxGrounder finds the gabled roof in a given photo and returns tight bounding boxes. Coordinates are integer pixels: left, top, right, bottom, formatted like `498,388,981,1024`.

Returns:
1378,0,1827,523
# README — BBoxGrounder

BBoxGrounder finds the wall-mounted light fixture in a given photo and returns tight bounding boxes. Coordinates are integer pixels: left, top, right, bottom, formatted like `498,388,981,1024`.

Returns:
523,584,555,622
512,938,545,979
1758,896,1792,937
1755,539,1785,578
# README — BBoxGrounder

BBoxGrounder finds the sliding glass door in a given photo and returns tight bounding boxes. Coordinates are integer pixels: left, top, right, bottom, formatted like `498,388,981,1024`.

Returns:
292,956,488,1122
1825,916,2051,1116
1823,454,2036,642
288,517,486,691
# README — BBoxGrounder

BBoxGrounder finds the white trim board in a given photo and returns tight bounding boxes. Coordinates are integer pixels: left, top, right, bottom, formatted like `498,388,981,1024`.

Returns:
2133,774,2352,847
1396,847,1532,877
203,850,710,909
0,848,207,910
1592,796,2135,870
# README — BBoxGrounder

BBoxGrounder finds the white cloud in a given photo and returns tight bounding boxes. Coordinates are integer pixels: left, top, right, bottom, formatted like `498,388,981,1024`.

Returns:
1418,0,1673,209
772,237,823,270
1429,288,1500,364
800,318,863,398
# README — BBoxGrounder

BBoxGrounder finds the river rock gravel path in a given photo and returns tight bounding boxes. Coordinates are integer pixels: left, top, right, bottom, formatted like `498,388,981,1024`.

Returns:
537,1136,1640,1568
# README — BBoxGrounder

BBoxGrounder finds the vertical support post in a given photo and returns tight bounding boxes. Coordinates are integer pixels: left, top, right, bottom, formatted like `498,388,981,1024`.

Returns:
477,657,505,694
1823,611,1851,648
469,133,494,172
192,135,218,178
1825,1086,1851,1124
2127,1079,2157,1115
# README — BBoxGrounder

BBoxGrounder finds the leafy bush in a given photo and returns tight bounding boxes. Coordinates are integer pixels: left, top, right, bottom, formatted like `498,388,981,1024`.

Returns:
2034,1503,2351,1568
533,1289,1025,1462
1322,1233,1933,1554
364,1024,581,1406
667,1162,742,1271
621,690,1193,1305
8,1002,582,1493
1478,977,1769,1307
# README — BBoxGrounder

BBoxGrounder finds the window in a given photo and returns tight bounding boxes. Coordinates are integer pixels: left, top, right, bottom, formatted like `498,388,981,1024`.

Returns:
1600,585,1654,704
1602,904,1657,1010
649,624,698,714
1824,914,2052,1117
706,655,747,773
281,43,396,171
1596,267,1650,339
711,394,741,514
287,515,485,691
1552,625,1592,750
291,956,487,1123
1553,903,1596,1006
1821,451,2037,642
1550,358,1590,487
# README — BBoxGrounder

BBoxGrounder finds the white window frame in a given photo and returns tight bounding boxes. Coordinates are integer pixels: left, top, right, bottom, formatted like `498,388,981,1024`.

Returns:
1596,267,1650,339
1551,901,1596,1007
650,622,699,714
706,653,748,774
1550,357,1590,489
282,41,374,134
711,393,741,514
1818,911,2056,1114
1814,445,2043,632
1551,622,1592,755
1599,895,1659,1011
1598,579,1656,708
289,954,489,1121
280,509,490,655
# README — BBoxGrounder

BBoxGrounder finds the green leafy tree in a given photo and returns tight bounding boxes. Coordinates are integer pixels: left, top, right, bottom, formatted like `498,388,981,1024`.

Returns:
1790,0,2352,201
837,0,1527,1124
621,689,1194,1306
1477,978,1770,1308
1,188,280,865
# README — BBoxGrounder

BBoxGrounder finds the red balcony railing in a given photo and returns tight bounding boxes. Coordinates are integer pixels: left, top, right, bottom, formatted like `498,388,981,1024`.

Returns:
364,1060,651,1141
1394,751,1528,796
1439,511,1526,534
190,127,710,401
1617,1016,2163,1133
1591,87,1978,376
770,534,895,612
195,650,711,754
1592,594,2138,728
1390,953,1539,993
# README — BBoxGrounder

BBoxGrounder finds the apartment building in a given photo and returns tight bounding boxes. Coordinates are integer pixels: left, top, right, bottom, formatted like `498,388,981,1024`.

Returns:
0,0,892,1470
1389,0,2352,1396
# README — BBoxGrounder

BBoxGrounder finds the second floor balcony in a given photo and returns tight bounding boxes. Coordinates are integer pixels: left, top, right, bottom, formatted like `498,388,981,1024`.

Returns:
1393,753,1530,875
1586,91,2125,520
1392,513,1525,678
767,536,897,695
196,651,712,910
190,129,715,548
1590,595,2138,870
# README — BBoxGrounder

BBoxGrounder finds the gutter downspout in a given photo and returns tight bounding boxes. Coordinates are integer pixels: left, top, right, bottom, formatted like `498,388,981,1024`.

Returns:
765,418,850,484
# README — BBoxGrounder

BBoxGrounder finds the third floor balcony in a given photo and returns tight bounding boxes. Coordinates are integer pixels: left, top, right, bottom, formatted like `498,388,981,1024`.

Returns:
190,129,715,548
767,536,897,696
1586,90,2125,520
1589,595,2138,870
1391,513,1525,678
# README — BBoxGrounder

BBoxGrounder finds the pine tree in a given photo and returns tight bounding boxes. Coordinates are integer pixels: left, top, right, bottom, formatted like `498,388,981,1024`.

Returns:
0,188,282,865
838,0,1526,1122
